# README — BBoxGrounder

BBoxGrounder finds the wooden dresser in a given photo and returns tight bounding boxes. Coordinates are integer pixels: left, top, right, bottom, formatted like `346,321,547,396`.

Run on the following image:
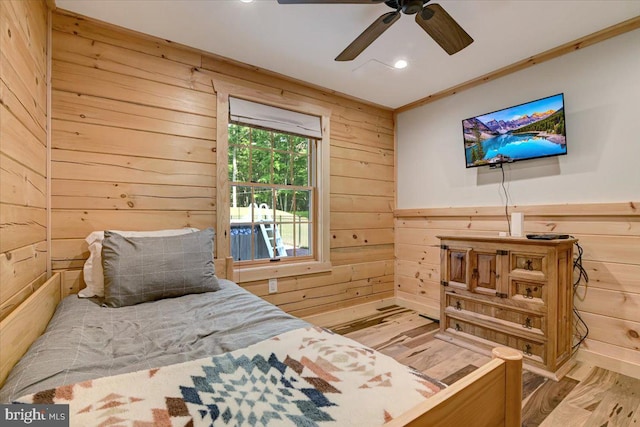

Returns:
435,235,576,379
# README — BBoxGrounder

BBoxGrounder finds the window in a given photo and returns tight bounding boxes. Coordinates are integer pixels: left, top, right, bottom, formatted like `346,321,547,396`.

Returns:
215,88,331,280
228,123,316,263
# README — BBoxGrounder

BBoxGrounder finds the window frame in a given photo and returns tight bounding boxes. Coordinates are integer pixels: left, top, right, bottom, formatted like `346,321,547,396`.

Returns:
215,82,331,282
228,124,316,264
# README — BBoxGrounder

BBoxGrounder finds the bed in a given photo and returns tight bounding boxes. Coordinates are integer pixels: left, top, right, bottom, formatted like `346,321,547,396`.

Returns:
0,233,523,426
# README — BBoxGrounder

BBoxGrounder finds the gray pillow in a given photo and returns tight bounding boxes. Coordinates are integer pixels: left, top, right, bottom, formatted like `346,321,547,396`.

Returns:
101,228,220,307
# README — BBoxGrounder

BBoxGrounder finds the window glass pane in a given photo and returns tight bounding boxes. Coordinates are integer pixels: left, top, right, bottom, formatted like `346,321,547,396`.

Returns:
274,133,290,151
293,136,308,154
230,185,253,262
294,190,311,222
227,118,318,262
229,124,250,145
251,128,271,149
252,188,274,222
294,190,312,257
251,149,272,184
274,221,292,257
273,151,292,185
275,189,294,219
229,146,249,183
254,223,274,260
293,154,309,186
230,224,253,261
230,185,252,221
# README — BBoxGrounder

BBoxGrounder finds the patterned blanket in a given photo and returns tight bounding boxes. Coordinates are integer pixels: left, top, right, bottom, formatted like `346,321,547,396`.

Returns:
16,327,444,426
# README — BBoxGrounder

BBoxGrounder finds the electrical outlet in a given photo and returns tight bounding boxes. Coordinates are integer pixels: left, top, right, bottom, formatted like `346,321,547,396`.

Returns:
268,278,277,294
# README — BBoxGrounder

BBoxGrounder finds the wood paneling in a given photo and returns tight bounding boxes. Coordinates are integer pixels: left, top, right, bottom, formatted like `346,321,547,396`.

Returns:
52,90,215,140
52,180,215,211
0,0,48,320
0,204,47,253
52,210,215,239
0,241,47,306
52,119,216,163
52,150,215,187
53,61,216,116
0,153,47,208
395,202,640,369
52,12,201,66
0,103,46,171
50,9,395,316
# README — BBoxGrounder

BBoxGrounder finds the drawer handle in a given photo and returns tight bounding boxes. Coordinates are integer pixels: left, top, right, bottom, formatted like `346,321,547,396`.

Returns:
523,344,533,356
523,317,532,329
455,323,462,332
525,259,534,270
524,288,534,299
455,301,462,311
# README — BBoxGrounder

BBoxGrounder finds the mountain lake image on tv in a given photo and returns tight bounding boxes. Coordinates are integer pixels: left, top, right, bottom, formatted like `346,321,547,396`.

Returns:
463,93,567,168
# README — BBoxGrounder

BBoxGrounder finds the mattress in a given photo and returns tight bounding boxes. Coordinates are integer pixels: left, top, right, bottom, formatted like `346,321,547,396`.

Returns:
0,279,307,403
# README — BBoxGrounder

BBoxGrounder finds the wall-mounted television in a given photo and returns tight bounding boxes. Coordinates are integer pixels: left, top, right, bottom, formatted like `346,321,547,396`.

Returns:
462,93,567,168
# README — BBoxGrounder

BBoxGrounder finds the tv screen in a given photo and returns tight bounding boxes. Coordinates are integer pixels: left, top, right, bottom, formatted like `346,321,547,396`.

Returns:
462,93,567,168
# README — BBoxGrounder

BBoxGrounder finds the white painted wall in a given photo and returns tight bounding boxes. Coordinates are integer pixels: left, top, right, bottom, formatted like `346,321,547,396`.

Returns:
397,29,640,209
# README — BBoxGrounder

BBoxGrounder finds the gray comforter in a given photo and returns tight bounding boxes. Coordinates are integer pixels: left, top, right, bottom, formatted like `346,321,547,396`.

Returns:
0,279,307,403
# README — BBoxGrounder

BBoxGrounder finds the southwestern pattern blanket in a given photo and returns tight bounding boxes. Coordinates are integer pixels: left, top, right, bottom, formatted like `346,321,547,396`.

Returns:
16,327,445,426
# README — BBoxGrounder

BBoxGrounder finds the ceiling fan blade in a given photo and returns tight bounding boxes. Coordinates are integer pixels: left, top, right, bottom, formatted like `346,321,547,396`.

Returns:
277,0,385,4
335,11,401,61
415,3,473,55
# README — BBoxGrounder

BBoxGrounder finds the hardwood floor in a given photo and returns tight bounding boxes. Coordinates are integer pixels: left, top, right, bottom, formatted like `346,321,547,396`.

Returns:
320,306,640,427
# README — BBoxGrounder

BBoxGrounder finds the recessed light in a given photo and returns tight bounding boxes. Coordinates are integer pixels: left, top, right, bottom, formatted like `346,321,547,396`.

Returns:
240,0,253,3
394,59,408,69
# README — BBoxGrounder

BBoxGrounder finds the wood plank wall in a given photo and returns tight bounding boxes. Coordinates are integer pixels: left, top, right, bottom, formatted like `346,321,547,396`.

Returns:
395,203,640,367
0,0,49,321
50,10,395,317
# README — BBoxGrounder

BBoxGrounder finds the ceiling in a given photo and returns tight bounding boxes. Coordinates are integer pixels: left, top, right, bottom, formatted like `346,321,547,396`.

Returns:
55,0,640,109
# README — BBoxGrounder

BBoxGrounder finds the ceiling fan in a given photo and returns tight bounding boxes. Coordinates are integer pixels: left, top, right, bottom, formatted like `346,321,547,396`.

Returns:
277,0,473,61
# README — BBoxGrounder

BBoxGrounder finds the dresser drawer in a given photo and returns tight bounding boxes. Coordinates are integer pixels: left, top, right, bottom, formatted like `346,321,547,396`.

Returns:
511,252,547,280
447,294,545,333
510,279,546,305
446,317,546,363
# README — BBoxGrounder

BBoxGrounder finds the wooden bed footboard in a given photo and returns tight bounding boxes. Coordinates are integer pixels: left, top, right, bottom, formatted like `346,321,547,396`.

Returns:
386,347,523,427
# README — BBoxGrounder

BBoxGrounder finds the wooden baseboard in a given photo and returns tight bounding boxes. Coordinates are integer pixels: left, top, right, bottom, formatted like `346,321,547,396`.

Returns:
576,344,640,380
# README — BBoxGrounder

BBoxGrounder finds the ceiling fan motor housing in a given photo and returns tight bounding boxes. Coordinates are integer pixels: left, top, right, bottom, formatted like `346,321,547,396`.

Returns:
385,0,427,15
402,0,426,15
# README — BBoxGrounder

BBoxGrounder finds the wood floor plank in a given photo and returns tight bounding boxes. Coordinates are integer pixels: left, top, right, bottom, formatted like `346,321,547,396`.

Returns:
564,367,620,411
330,306,410,335
321,306,637,427
631,401,640,424
522,376,580,427
522,370,548,401
583,374,640,427
423,346,489,380
440,364,479,386
539,402,592,427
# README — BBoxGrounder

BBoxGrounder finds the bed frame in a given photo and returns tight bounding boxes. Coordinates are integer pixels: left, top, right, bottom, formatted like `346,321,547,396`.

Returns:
0,256,522,426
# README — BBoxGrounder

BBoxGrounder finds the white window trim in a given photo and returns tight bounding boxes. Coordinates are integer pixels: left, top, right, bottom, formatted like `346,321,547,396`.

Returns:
215,81,331,281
